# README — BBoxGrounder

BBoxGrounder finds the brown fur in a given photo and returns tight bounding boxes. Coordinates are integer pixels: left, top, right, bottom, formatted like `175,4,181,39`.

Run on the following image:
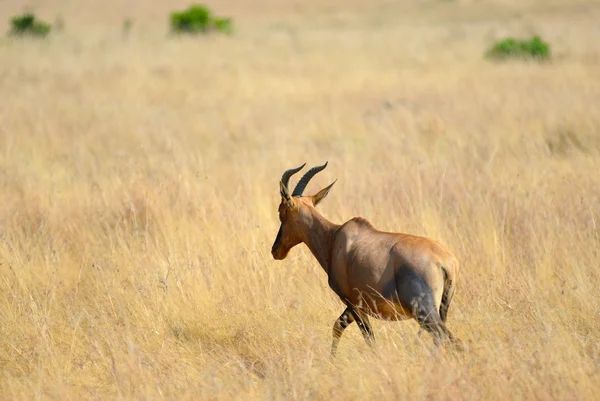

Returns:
272,168,462,355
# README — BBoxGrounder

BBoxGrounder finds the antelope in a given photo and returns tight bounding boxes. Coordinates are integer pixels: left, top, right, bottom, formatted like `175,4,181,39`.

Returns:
271,162,463,357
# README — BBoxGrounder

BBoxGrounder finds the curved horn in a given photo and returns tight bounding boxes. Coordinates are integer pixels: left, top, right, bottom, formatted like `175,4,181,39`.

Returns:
292,161,328,196
281,163,306,189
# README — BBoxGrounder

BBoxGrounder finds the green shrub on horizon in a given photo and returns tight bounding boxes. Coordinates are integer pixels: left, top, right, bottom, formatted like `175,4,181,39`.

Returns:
9,12,51,37
486,35,551,61
170,4,233,35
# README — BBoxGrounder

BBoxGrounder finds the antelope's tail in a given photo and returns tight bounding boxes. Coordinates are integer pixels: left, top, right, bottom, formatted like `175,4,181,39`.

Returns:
439,266,455,323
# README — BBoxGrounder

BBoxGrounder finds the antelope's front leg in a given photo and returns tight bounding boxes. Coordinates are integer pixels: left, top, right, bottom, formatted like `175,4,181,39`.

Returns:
351,309,375,347
331,306,355,357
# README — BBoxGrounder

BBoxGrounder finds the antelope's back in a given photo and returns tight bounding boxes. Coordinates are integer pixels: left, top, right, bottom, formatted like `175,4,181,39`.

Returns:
330,218,457,302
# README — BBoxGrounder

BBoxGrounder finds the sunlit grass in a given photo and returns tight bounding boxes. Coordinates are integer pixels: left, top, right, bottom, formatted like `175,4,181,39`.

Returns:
1,0,599,399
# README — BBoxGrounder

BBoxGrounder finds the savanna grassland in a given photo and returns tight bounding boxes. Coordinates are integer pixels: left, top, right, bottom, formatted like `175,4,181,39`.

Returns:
1,0,600,399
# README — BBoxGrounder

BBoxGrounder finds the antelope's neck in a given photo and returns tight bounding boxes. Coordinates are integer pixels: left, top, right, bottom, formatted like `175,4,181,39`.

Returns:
301,209,339,274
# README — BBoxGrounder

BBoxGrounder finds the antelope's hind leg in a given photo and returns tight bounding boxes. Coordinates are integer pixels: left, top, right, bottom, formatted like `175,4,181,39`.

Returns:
331,306,355,357
396,273,456,350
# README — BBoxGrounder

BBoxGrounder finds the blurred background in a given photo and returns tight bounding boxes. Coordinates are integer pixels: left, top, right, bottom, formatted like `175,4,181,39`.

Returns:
0,0,599,399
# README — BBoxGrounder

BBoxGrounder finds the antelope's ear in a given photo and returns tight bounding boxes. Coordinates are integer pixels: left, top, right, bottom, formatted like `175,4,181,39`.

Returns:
279,181,296,208
312,179,337,206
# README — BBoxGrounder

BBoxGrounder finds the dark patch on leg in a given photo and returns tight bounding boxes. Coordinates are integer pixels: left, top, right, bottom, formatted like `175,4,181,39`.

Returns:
331,306,355,357
395,269,450,347
411,297,449,347
349,309,375,346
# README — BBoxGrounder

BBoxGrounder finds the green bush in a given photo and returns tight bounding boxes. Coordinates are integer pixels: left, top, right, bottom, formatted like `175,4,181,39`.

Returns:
9,12,51,37
170,4,233,35
213,17,233,35
486,35,551,61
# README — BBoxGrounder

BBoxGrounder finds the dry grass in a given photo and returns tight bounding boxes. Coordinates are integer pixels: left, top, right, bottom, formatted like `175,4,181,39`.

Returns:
1,0,600,399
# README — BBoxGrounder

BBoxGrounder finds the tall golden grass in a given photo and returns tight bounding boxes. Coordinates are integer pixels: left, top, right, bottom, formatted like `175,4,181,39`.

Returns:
1,0,599,399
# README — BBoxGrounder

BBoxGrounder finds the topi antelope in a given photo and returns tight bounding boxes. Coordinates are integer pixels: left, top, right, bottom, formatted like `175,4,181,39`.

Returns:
271,162,463,357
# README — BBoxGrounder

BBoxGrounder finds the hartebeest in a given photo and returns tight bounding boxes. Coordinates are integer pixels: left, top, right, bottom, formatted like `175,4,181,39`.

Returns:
271,162,462,356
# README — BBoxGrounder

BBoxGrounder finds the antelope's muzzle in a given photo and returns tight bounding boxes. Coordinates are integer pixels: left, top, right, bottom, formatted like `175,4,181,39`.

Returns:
271,226,285,259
